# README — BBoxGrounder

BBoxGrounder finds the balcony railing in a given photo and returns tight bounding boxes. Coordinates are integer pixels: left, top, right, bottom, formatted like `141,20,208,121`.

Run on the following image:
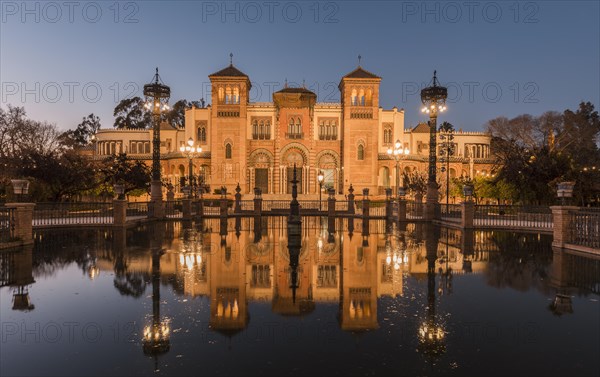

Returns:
285,133,304,139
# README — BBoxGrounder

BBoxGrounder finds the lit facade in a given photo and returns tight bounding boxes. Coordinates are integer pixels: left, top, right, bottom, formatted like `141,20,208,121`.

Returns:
94,63,494,197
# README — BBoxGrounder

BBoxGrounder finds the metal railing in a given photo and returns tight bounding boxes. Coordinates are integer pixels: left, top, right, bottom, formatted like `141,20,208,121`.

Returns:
405,201,424,219
33,202,113,226
474,205,552,229
439,203,462,221
127,202,150,218
239,200,254,211
569,208,600,249
165,200,183,218
335,201,349,212
0,207,16,242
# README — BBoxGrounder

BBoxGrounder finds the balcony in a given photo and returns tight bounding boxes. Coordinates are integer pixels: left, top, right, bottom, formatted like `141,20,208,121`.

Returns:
286,133,304,140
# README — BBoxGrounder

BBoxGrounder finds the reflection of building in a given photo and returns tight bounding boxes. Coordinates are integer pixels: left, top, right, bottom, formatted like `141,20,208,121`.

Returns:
93,61,493,196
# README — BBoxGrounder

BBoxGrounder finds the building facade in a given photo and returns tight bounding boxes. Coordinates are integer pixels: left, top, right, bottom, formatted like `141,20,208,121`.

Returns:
94,62,494,197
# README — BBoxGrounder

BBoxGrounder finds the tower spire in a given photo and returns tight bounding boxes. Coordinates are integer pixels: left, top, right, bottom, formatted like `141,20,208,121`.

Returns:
358,54,362,67
229,53,233,66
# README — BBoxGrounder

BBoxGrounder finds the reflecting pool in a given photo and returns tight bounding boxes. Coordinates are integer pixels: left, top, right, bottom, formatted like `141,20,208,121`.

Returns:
1,217,599,376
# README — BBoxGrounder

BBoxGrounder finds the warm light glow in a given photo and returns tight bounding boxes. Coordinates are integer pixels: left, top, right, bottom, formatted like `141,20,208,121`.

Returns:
387,148,392,155
187,137,194,147
386,255,392,265
395,139,402,149
179,145,185,153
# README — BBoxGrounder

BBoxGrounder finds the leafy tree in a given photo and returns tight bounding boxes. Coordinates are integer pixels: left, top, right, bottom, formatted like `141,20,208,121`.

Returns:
486,102,600,205
402,170,427,197
100,153,151,196
165,99,189,128
113,97,151,129
16,149,99,201
61,114,101,147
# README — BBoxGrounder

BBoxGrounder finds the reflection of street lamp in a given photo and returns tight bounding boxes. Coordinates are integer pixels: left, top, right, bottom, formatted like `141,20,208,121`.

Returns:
387,140,409,198
317,170,324,210
421,71,448,212
144,68,171,204
180,137,202,198
143,250,170,367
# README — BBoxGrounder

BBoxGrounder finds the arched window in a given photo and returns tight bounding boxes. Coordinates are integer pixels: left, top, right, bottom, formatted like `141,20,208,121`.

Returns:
218,87,224,103
252,120,258,139
359,89,365,106
265,120,271,139
366,89,372,106
296,118,302,135
197,127,206,143
332,121,337,139
319,121,324,140
357,144,365,160
351,88,357,106
225,143,232,159
131,142,137,154
225,86,232,104
259,120,265,140
233,86,240,104
288,118,294,134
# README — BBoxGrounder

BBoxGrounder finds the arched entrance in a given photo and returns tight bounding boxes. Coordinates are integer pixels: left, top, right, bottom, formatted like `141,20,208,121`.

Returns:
279,144,309,194
248,149,274,194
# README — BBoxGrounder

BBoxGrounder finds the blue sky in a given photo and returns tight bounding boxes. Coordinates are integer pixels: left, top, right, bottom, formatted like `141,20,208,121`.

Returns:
1,0,599,131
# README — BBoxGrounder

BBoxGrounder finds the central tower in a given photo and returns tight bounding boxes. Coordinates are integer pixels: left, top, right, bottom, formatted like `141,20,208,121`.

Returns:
339,63,381,192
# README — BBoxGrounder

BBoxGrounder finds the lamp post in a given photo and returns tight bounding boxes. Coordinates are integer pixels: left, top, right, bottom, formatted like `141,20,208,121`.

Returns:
421,71,448,217
179,137,202,198
439,122,455,211
143,68,171,206
387,139,409,198
317,170,324,211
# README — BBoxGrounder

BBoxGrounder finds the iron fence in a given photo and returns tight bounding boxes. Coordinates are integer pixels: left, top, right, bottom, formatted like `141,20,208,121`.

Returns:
569,208,600,249
406,201,424,219
165,200,183,218
439,203,462,221
33,202,113,226
0,207,16,242
474,205,552,229
127,202,150,218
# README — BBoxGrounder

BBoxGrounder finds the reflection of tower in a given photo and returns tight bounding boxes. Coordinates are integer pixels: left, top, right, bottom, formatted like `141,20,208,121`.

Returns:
340,219,378,331
418,225,445,358
5,245,35,311
210,218,248,337
143,223,170,369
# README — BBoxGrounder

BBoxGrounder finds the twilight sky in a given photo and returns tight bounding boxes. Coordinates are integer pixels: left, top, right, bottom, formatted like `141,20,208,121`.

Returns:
1,1,599,132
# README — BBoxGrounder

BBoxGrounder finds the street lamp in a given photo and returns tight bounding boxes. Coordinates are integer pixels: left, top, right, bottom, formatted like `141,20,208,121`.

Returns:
387,139,409,198
317,170,324,211
421,71,448,214
144,68,171,205
179,137,202,198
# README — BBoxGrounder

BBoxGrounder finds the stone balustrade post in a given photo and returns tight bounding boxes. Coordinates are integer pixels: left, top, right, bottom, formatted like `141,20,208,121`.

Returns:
4,203,35,245
113,199,127,226
550,205,578,248
182,198,192,220
327,188,336,218
461,200,474,229
398,199,407,222
362,188,370,219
